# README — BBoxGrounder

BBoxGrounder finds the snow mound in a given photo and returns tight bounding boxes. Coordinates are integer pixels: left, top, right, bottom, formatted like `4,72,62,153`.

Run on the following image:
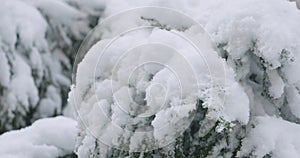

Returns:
0,116,77,158
239,116,300,158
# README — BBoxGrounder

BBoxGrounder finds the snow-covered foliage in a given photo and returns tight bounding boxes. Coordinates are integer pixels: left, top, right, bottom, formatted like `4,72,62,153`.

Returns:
0,116,77,158
0,0,104,132
1,0,300,157
71,10,249,155
70,0,300,157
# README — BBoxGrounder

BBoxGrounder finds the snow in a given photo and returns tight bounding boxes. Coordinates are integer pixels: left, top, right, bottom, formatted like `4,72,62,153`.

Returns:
0,0,105,131
152,103,196,147
0,48,10,87
37,86,62,117
291,0,300,9
0,116,77,158
72,0,300,156
10,55,39,110
286,86,300,118
1,0,300,157
267,70,285,99
0,0,47,48
71,6,249,154
239,116,300,158
74,0,106,15
223,76,249,124
27,0,89,38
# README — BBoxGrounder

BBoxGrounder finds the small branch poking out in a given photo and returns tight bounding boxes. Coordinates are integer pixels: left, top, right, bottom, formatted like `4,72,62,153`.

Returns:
140,16,188,31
